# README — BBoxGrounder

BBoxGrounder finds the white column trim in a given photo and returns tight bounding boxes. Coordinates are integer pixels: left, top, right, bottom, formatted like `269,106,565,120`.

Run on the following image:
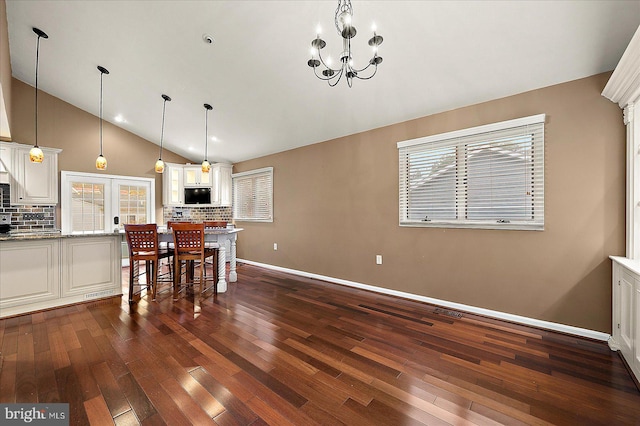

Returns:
602,25,640,259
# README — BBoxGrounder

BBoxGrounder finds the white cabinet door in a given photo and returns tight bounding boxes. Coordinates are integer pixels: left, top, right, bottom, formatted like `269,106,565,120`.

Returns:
634,284,640,378
611,259,640,383
163,163,183,206
218,164,232,207
211,163,232,207
184,166,210,187
0,143,10,184
0,239,60,310
11,146,60,205
61,236,121,298
619,269,635,361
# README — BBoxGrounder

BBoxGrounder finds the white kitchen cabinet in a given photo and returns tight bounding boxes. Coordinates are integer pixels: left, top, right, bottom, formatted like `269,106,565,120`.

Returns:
212,163,232,207
162,162,184,206
0,143,11,184
610,257,640,382
0,238,60,312
10,143,61,205
0,234,122,318
184,165,211,187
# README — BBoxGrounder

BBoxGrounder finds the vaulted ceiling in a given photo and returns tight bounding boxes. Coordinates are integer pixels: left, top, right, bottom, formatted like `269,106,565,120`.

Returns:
5,1,640,164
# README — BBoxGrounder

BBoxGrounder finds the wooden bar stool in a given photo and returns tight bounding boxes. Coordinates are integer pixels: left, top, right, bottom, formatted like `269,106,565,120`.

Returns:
171,222,218,302
124,224,173,302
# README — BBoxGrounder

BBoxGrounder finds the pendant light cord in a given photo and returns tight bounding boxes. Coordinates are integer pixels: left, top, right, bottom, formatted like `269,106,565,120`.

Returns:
34,35,41,148
159,98,167,159
204,107,208,161
99,71,104,156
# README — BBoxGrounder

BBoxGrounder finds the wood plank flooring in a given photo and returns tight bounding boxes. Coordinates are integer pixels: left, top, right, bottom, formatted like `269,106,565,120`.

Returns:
1,263,639,425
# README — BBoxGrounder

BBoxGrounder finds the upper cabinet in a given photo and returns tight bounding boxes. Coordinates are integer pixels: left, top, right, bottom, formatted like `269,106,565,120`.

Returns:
162,163,184,206
0,142,61,205
0,143,10,184
183,166,210,187
163,162,232,207
212,163,232,207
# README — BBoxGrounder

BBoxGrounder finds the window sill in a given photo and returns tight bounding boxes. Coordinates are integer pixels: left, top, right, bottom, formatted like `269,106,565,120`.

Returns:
399,221,544,231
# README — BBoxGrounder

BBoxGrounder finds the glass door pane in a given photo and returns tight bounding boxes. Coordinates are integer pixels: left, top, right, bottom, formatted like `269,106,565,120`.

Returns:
113,179,153,229
68,179,110,233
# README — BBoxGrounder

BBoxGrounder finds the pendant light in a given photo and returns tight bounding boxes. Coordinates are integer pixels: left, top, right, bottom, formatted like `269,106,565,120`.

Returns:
201,103,212,173
29,27,48,163
95,66,109,170
155,94,171,173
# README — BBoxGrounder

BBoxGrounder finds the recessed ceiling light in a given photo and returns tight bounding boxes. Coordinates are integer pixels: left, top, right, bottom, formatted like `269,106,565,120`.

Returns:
188,146,195,151
210,136,218,142
202,34,214,45
114,115,125,123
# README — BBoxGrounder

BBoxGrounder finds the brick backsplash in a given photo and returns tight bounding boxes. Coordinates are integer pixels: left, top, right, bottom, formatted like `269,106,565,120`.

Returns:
0,183,57,232
163,205,233,224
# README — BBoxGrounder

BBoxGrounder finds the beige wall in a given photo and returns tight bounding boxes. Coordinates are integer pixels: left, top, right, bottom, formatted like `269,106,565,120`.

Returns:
234,72,625,333
10,77,189,222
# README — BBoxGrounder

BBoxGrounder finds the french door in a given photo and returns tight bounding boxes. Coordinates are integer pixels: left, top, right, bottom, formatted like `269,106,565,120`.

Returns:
61,171,155,234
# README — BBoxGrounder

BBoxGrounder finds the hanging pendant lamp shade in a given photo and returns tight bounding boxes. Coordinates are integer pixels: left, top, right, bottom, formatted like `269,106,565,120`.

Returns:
155,94,171,173
29,27,48,163
96,66,109,170
202,103,213,173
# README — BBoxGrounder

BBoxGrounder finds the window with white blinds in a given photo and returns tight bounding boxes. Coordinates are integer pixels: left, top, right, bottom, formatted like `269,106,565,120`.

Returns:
398,114,545,230
232,167,273,222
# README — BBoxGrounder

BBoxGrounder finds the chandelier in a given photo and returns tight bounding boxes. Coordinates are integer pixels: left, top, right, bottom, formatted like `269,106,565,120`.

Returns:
307,0,383,87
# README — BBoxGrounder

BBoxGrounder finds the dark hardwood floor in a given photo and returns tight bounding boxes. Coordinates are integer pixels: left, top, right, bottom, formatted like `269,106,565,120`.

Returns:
1,262,639,425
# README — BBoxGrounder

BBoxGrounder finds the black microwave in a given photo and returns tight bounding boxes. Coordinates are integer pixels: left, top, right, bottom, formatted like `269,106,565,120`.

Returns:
184,187,211,204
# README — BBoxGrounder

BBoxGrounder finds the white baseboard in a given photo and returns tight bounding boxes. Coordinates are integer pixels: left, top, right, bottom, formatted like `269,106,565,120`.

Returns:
238,258,611,342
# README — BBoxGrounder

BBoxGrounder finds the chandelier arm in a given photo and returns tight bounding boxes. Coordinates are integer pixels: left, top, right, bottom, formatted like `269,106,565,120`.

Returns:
312,64,344,85
327,67,345,87
353,64,379,80
351,59,377,74
316,49,341,74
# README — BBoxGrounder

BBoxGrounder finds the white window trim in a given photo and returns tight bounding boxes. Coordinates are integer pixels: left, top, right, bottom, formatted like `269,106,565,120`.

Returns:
232,166,274,223
397,114,545,231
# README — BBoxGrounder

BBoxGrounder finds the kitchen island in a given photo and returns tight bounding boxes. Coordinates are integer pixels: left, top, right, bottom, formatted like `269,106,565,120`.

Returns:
0,232,122,318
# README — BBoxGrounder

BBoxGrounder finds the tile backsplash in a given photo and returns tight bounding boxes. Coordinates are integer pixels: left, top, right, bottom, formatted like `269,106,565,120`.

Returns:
0,183,57,232
0,183,233,232
163,205,233,224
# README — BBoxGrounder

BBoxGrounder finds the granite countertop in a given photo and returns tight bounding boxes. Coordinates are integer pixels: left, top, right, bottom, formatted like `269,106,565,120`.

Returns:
0,231,123,241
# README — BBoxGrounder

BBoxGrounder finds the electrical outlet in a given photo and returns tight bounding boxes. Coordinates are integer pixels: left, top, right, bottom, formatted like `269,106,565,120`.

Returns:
376,255,382,265
274,243,278,251
24,213,44,220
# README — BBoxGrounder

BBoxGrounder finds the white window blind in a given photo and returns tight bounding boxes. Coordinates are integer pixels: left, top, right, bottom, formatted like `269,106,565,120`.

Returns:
232,167,273,222
398,114,545,230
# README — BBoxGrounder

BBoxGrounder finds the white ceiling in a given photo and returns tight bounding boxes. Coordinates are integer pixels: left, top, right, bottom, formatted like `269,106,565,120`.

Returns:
5,1,640,164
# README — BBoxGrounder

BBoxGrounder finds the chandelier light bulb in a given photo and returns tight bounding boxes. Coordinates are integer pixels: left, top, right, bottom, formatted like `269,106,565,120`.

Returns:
310,47,318,58
371,22,377,32
316,25,322,35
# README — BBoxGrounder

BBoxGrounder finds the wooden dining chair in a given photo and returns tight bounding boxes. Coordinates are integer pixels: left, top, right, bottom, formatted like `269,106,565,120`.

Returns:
124,224,173,302
203,221,227,229
171,222,218,301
